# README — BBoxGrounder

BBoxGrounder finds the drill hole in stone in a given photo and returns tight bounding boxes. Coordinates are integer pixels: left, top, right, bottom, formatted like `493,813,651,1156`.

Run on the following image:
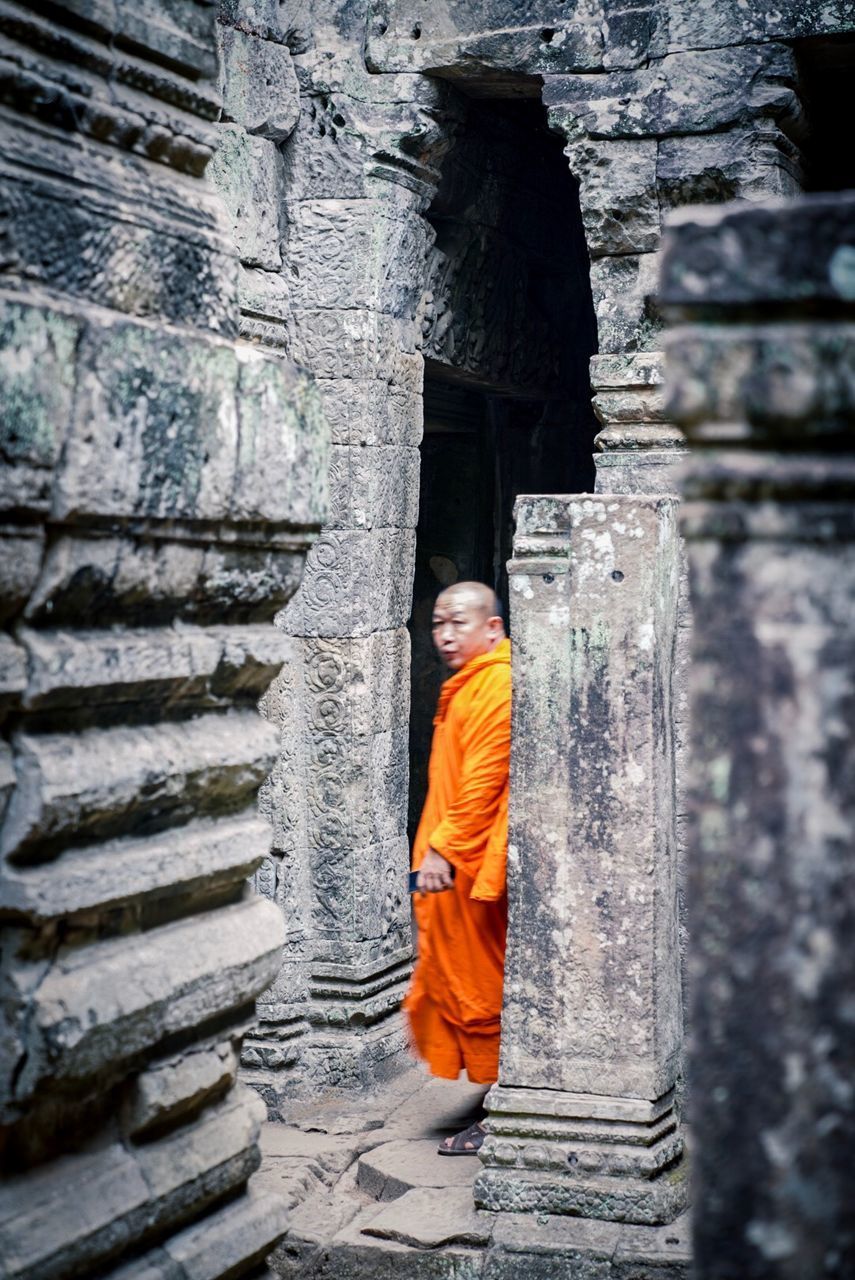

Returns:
543,573,554,584
612,569,624,582
412,23,421,39
541,27,556,43
666,1237,680,1246
567,1152,578,1166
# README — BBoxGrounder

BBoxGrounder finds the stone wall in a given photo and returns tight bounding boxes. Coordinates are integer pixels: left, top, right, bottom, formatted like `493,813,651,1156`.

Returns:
663,192,855,1279
0,2,327,1276
187,0,854,1109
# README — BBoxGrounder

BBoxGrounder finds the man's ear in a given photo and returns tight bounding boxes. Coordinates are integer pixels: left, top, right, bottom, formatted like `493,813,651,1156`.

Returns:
487,614,504,642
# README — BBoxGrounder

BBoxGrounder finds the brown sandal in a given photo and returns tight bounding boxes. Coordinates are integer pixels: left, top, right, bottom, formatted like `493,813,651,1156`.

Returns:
437,1120,486,1156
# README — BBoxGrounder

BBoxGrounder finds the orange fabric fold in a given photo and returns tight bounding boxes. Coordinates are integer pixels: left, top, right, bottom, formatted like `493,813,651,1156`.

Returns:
405,639,511,1083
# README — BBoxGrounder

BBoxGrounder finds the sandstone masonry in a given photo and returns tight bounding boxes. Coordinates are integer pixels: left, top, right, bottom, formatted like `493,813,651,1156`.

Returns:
0,3,328,1277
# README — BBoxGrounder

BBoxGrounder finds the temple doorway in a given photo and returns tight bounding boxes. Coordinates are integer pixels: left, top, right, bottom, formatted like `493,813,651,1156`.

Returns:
408,94,598,836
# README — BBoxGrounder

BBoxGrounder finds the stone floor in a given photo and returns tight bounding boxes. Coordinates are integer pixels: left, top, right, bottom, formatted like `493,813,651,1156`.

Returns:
257,1067,692,1278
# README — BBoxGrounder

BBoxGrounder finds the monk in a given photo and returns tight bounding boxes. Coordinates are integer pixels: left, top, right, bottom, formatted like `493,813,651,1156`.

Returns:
404,581,511,1155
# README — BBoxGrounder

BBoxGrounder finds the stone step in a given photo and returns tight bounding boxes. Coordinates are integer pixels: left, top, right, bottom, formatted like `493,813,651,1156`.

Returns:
357,1138,478,1202
361,1185,494,1250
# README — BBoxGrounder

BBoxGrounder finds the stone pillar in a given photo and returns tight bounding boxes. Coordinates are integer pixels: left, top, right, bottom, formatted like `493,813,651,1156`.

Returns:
663,193,855,1278
235,37,457,1101
475,492,688,1225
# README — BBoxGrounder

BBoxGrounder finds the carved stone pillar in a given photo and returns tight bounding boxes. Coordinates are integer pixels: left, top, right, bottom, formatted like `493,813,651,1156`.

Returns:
663,193,855,1278
239,56,457,1102
591,352,688,495
475,493,688,1224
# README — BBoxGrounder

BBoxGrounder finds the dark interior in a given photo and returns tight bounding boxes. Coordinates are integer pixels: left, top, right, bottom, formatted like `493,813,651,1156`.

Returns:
408,94,598,836
795,35,855,192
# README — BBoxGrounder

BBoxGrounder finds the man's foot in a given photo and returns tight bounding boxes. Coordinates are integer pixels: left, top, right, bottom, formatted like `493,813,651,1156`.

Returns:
437,1120,486,1156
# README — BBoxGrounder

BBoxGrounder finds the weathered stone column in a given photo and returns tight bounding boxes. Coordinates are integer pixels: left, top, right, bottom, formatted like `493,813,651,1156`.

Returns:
663,193,855,1277
475,492,688,1224
235,37,458,1102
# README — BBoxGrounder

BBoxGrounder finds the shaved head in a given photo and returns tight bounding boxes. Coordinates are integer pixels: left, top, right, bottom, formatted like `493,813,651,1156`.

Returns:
436,581,502,621
431,581,505,671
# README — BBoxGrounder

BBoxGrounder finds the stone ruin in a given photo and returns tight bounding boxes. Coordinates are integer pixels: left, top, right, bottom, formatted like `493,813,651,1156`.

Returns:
1,2,853,1279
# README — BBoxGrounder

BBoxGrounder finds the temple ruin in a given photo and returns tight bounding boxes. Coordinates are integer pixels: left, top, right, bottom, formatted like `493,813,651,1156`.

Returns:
1,1,853,1278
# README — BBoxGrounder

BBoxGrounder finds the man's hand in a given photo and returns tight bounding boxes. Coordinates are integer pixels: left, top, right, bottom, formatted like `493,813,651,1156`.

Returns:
417,848,454,895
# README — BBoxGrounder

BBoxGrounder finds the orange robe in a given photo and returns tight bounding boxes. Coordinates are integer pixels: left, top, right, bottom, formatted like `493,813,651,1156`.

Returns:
404,638,511,1084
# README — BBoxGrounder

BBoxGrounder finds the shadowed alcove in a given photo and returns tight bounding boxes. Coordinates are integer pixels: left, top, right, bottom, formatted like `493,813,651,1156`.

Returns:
408,92,598,836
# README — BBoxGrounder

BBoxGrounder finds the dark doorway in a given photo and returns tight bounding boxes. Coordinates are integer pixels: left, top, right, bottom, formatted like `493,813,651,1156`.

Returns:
795,35,855,192
408,94,598,837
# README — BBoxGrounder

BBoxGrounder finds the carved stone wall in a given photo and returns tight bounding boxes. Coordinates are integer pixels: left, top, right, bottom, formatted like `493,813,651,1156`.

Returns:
0,3,327,1276
232,2,458,1104
232,0,852,1105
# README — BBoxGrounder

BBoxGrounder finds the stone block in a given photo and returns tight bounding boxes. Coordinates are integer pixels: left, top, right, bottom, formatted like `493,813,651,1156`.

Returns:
234,347,330,528
289,309,418,379
361,1185,494,1249
54,321,239,525
0,634,26,718
661,192,855,313
0,303,79,515
219,0,302,45
17,898,283,1096
280,96,369,203
24,533,307,629
160,1182,290,1280
315,379,423,448
0,812,269,922
239,263,291,349
602,5,666,70
327,445,420,531
488,1212,620,1279
365,0,603,77
280,528,416,637
1,711,279,860
20,626,222,711
357,1139,477,1201
590,252,661,353
125,1043,238,1138
352,836,410,948
0,1089,265,1280
663,321,855,444
209,126,285,269
0,525,44,624
116,0,220,82
656,127,800,214
665,0,854,52
0,741,15,826
284,198,428,318
565,139,659,257
0,1143,151,1280
591,351,664,389
219,25,300,142
544,43,798,141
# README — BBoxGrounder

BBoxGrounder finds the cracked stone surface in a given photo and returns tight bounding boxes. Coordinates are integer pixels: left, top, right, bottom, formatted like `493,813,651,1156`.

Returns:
265,1066,691,1278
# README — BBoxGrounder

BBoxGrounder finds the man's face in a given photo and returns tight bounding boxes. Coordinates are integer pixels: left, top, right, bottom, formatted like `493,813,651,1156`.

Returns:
431,592,500,671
